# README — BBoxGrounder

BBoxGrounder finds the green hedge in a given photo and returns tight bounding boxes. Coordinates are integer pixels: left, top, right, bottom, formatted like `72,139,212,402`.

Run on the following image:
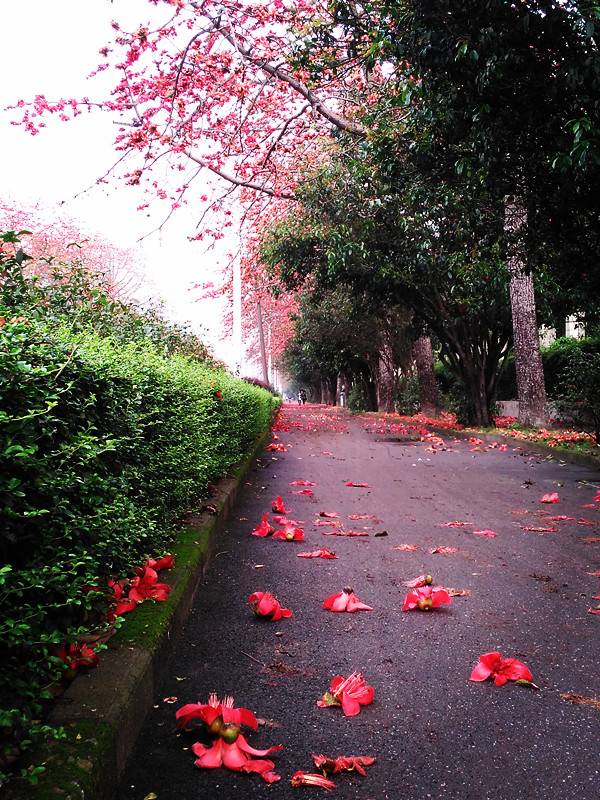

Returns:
0,259,278,785
495,336,600,400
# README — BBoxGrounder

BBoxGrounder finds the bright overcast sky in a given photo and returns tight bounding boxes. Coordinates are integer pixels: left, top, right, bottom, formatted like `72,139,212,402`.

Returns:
0,0,238,365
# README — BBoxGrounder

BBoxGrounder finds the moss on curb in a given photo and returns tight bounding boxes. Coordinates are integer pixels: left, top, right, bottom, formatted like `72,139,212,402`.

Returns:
7,721,116,800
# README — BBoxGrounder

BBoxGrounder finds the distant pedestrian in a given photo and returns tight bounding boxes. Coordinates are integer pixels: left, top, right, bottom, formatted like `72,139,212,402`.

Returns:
299,389,307,405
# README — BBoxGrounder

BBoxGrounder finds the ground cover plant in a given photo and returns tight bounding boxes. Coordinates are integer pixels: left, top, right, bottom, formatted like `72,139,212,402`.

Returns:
0,232,279,786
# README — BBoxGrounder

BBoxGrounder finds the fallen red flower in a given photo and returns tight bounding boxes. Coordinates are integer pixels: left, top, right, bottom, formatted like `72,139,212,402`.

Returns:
272,496,289,513
317,672,375,717
440,521,473,528
312,753,376,777
468,437,484,445
402,585,452,611
192,736,281,783
344,481,370,488
314,519,341,527
289,480,317,486
57,641,99,672
291,488,314,496
521,525,558,533
290,771,335,790
470,652,535,687
248,591,293,621
272,525,305,541
266,442,287,452
428,546,458,555
297,548,337,559
128,565,171,604
319,511,339,518
541,492,560,504
348,513,377,521
544,515,575,522
322,529,369,537
252,513,273,537
394,543,420,551
146,554,175,571
323,587,373,612
176,693,258,731
472,529,497,538
403,574,433,588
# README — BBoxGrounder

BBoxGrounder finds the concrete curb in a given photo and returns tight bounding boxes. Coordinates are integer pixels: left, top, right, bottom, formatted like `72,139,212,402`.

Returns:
7,426,273,800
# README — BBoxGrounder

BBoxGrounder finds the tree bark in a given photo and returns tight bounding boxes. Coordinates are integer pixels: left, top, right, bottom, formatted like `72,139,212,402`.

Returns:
505,198,548,427
377,338,396,412
413,336,439,416
256,300,269,384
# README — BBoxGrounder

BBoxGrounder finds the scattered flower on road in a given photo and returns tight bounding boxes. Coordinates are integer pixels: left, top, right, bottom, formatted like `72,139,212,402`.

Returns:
248,591,293,620
323,587,373,612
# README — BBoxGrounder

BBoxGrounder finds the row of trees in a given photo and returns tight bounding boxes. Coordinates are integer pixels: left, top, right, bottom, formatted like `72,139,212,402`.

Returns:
15,0,600,425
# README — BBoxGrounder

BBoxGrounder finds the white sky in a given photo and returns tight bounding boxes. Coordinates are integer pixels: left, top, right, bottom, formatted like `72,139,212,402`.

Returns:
0,0,240,366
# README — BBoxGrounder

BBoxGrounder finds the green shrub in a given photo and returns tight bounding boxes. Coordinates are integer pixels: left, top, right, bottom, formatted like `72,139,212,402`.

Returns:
555,348,600,441
0,234,278,786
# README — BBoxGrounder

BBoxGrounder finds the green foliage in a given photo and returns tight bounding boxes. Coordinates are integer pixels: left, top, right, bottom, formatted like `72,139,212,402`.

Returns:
556,347,600,441
395,373,420,416
348,382,370,413
0,234,277,787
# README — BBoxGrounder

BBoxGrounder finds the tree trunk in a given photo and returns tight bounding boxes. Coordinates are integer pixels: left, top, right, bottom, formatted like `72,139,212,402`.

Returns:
413,336,439,416
256,300,269,384
377,349,396,412
505,198,548,427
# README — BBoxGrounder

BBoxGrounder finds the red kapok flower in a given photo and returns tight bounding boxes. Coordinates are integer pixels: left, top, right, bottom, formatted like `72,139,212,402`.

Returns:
272,525,305,541
403,574,433,588
128,565,171,603
146,553,175,571
291,488,314,496
289,480,317,486
251,513,273,538
290,771,336,790
470,652,535,686
272,496,289,513
192,736,281,783
215,389,223,401
317,672,375,717
323,587,373,612
344,481,370,488
541,492,560,504
57,641,99,671
181,695,281,783
402,585,452,612
297,548,337,559
311,753,376,776
176,693,258,731
472,529,497,538
248,591,292,621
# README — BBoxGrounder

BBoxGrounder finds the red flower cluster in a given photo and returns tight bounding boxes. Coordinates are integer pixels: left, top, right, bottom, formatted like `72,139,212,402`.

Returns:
108,555,173,619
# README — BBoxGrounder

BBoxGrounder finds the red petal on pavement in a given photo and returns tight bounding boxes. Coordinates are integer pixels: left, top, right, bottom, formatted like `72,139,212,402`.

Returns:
472,529,497,538
521,526,558,533
428,546,458,555
319,511,339,518
290,489,314,496
322,530,369,537
540,492,560,504
289,480,317,486
344,481,370,488
440,521,473,528
394,543,420,551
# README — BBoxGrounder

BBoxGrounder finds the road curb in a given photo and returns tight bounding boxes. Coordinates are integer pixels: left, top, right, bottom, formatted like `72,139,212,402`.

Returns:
7,426,273,800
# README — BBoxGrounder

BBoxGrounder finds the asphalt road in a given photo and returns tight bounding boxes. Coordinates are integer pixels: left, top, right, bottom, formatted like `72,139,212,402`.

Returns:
118,404,600,800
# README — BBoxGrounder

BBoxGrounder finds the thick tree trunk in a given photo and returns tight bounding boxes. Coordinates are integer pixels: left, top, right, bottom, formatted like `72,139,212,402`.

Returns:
377,345,396,413
413,336,439,416
505,198,548,427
